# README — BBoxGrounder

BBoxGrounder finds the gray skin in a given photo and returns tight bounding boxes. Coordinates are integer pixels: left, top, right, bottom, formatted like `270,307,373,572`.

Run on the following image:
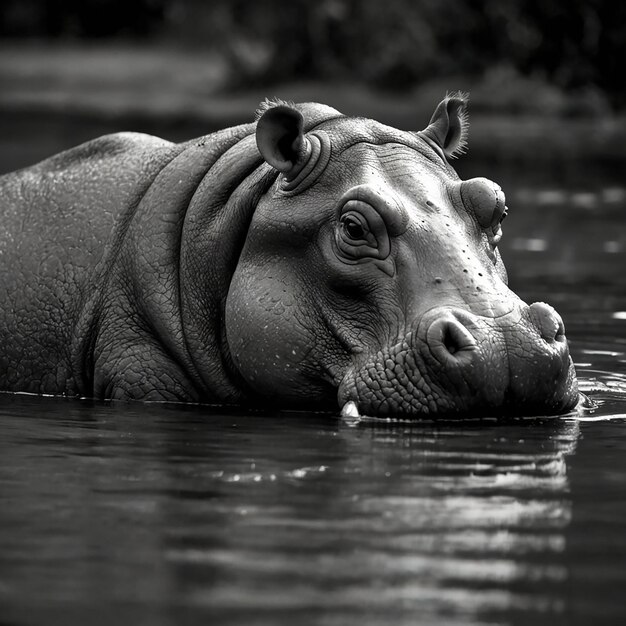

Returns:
0,96,578,417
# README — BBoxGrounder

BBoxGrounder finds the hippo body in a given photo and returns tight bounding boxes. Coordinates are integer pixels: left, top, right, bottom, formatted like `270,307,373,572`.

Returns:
0,97,578,417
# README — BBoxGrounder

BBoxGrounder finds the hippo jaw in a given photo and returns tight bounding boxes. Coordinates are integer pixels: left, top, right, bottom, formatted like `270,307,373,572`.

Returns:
337,304,579,419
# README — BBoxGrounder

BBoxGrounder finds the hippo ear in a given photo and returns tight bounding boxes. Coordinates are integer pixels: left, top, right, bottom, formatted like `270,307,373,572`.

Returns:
256,104,310,175
421,93,469,159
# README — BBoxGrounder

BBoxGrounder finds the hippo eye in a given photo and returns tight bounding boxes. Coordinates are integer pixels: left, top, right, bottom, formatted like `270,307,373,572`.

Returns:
460,178,507,231
336,200,390,261
490,207,508,243
341,212,369,242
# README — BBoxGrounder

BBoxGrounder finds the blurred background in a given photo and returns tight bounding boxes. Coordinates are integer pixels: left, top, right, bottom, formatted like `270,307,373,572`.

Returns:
1,0,625,141
3,0,624,106
0,0,625,292
2,1,626,103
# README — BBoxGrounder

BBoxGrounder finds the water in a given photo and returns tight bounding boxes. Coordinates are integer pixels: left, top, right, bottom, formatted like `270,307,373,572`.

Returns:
1,383,625,626
1,118,626,625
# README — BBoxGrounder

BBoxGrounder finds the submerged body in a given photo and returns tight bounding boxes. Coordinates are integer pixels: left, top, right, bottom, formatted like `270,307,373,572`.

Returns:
0,96,578,417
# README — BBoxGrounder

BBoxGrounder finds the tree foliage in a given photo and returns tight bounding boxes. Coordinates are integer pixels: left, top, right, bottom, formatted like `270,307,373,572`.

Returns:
1,0,624,107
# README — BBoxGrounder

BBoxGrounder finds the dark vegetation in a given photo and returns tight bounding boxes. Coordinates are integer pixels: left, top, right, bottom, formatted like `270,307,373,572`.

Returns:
1,0,624,112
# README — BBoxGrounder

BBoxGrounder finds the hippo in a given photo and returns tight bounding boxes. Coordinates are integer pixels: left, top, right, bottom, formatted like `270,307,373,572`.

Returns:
0,95,578,418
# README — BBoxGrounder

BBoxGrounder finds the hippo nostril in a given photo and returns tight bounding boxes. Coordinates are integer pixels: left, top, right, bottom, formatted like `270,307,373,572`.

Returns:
426,316,477,364
556,318,565,339
443,327,458,354
529,302,565,343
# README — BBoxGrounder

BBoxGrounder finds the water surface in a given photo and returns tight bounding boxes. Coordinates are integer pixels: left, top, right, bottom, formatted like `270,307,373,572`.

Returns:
1,377,625,626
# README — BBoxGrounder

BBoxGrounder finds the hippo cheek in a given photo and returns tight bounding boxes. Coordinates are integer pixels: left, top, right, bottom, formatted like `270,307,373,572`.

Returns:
338,304,579,419
225,264,343,407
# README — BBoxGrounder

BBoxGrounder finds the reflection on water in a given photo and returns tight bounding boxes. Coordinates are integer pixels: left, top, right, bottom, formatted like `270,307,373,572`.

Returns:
0,393,612,626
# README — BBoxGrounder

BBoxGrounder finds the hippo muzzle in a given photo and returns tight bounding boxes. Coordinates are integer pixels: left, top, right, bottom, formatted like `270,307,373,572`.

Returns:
339,302,578,418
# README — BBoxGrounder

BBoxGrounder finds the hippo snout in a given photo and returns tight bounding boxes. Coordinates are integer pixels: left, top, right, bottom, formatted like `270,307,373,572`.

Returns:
528,301,566,343
340,303,578,419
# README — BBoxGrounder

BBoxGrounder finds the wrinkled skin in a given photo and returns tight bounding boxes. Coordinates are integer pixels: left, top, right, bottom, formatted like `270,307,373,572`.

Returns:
0,96,578,417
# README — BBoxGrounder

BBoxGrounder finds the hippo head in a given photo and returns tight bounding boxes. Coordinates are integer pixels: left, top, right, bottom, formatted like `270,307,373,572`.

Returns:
225,96,578,418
